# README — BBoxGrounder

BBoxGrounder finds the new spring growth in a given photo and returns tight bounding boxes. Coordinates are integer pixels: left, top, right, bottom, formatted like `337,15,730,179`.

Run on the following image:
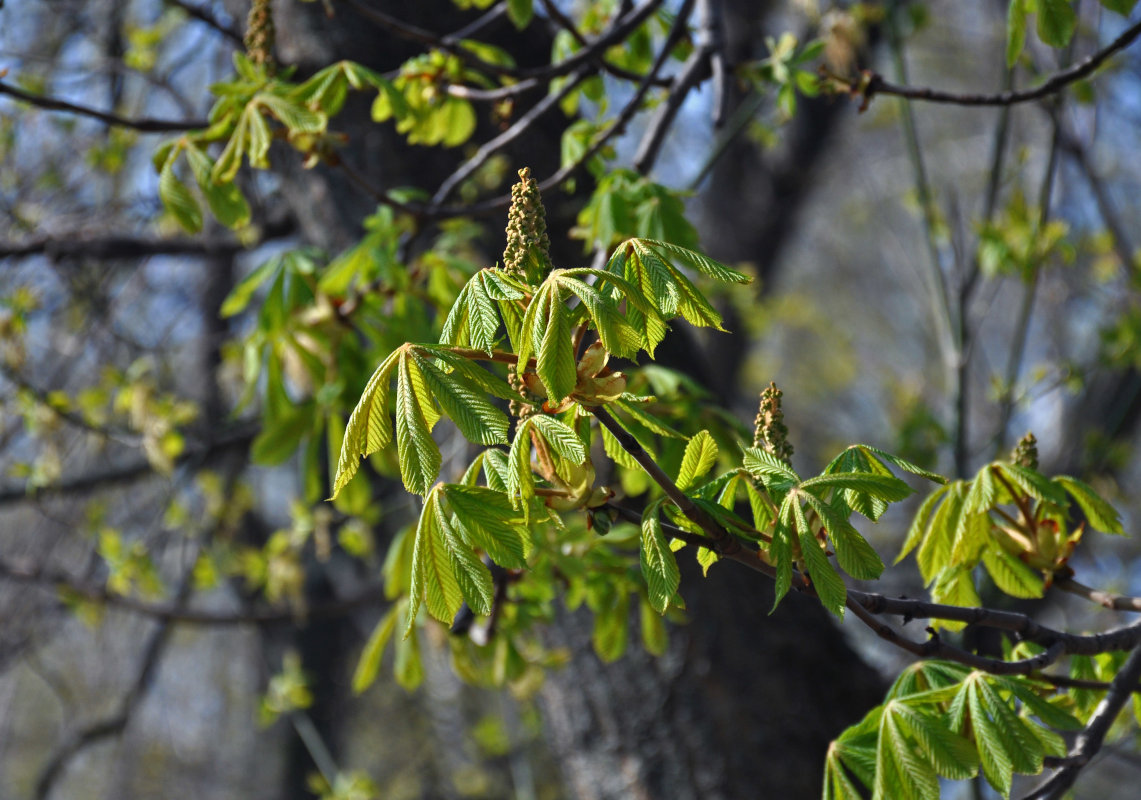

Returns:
754,381,794,466
503,167,552,284
1010,431,1039,470
245,0,276,75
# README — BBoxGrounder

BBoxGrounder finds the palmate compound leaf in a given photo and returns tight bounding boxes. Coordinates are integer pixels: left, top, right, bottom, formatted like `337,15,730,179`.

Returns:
889,702,978,781
641,509,681,613
352,601,401,694
333,345,516,499
799,472,914,503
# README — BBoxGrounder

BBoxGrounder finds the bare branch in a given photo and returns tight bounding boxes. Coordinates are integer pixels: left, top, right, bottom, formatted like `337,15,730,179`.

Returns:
851,19,1141,108
0,79,208,132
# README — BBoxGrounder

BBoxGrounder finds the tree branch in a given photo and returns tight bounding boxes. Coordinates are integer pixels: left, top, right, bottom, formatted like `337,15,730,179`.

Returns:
851,19,1141,108
1056,576,1141,612
0,79,208,132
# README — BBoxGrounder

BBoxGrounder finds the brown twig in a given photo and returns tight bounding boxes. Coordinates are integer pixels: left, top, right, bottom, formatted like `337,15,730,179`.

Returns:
1056,576,1141,612
854,20,1141,108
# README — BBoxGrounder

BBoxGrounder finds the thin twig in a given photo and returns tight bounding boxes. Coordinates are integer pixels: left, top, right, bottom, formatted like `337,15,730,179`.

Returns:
1056,576,1141,612
430,67,591,206
854,19,1141,107
0,79,208,132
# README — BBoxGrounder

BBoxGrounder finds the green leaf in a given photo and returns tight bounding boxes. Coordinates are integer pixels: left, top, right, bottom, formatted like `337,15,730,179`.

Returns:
507,0,534,28
917,483,965,585
897,482,952,562
220,257,280,317
800,529,846,617
877,705,940,800
1056,475,1124,534
963,465,997,514
641,512,681,613
413,351,509,446
440,271,501,355
159,157,203,233
1002,676,1083,731
639,596,668,655
824,745,867,800
800,472,913,502
352,604,399,693
184,144,251,228
332,348,401,498
996,463,1066,506
676,430,718,491
536,286,577,403
1007,0,1029,66
1037,0,1077,48
592,588,629,662
256,92,327,133
507,417,536,513
891,702,978,780
395,351,442,495
982,547,1044,598
742,445,800,489
529,414,587,464
407,489,464,635
440,512,494,616
854,445,945,484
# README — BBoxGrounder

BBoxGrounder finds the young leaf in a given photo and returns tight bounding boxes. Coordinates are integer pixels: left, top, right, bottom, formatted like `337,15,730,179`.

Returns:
1055,475,1124,534
529,414,587,464
406,489,463,635
332,348,401,498
413,351,509,446
439,271,501,355
440,516,494,616
1037,0,1077,48
897,483,953,562
443,483,530,567
982,547,1044,599
800,530,846,617
184,144,251,228
801,492,884,580
352,603,400,694
159,158,203,233
800,472,913,503
641,512,681,613
507,417,536,514
676,430,718,491
537,285,577,403
395,351,442,495
877,706,940,800
742,445,800,490
891,702,978,780
917,483,965,585
1006,0,1029,66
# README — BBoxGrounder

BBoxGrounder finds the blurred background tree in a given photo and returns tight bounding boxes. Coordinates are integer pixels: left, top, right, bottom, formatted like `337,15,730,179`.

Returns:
1,1,1140,799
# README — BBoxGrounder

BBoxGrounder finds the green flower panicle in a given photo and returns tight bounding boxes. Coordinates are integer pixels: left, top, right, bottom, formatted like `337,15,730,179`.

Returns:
754,381,794,466
503,167,552,284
